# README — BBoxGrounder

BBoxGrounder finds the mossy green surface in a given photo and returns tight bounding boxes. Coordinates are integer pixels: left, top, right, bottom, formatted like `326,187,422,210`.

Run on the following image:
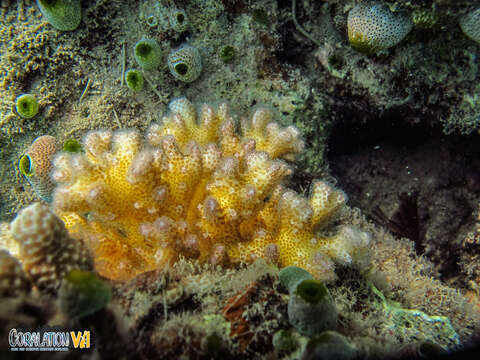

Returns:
37,0,82,31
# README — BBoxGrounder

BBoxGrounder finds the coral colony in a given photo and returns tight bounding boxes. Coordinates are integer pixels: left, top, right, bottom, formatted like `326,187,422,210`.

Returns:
50,98,365,281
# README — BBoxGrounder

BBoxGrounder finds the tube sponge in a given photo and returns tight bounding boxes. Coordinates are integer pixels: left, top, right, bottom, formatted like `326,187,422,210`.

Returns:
125,69,144,92
302,331,355,360
19,135,58,202
279,265,313,293
169,8,189,33
288,279,338,336
168,44,202,82
36,0,81,31
347,1,412,54
460,7,480,44
15,94,39,119
134,38,162,70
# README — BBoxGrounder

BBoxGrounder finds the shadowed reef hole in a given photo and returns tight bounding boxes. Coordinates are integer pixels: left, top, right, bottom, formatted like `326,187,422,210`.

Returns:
327,108,480,282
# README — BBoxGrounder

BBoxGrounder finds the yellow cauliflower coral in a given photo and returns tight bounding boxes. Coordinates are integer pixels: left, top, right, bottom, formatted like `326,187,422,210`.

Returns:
52,98,367,281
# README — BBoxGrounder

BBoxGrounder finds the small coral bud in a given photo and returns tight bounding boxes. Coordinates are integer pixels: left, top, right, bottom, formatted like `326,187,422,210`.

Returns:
139,222,154,238
146,123,163,146
69,153,91,173
86,184,109,210
243,139,256,154
347,1,412,54
134,38,162,70
210,243,229,266
161,135,182,161
310,251,336,283
200,104,216,127
53,187,87,212
127,150,154,184
264,243,279,263
241,184,256,203
37,0,82,31
84,130,112,158
281,191,312,226
168,44,202,83
15,94,39,119
251,108,273,132
183,234,200,259
125,69,144,91
112,130,142,154
310,181,347,228
152,185,168,204
202,143,221,172
168,97,196,125
216,157,239,178
460,7,480,44
169,8,189,32
203,196,221,223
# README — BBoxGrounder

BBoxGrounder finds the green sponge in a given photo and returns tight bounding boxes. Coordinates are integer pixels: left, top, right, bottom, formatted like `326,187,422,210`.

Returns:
134,38,162,70
125,69,144,92
279,266,313,294
302,331,355,360
288,279,338,336
59,270,111,319
37,0,81,31
15,94,39,119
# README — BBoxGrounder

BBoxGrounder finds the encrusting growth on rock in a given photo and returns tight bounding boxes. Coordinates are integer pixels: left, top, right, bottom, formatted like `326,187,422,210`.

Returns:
51,98,369,281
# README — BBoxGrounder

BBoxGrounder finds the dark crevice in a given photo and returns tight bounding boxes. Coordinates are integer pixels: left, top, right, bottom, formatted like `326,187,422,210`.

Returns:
327,106,480,280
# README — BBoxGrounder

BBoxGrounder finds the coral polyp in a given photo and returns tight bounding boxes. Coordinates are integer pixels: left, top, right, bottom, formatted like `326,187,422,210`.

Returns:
52,99,365,281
